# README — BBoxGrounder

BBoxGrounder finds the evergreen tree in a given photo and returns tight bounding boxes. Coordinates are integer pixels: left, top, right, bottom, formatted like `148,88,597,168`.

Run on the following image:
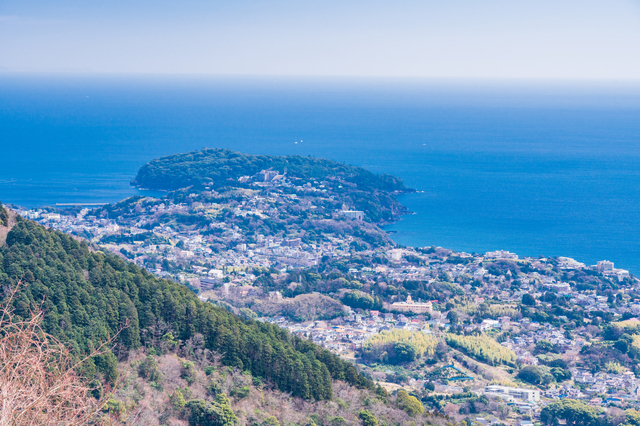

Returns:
0,218,373,400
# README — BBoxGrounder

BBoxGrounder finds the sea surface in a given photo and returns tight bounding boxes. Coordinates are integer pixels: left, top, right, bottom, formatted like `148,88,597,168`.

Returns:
2,75,640,272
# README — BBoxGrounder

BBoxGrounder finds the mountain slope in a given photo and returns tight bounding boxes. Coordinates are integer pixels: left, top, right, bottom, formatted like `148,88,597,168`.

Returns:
0,216,372,400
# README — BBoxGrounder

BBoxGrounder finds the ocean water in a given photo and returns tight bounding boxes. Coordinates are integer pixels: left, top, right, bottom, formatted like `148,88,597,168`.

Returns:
2,75,640,272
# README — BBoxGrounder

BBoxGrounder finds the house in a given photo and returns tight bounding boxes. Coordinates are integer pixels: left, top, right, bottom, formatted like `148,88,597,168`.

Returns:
340,210,364,220
480,319,500,331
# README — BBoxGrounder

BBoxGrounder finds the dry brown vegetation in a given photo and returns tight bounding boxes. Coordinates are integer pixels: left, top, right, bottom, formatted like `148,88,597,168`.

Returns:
0,285,117,426
0,207,17,246
251,293,345,321
107,337,454,426
210,286,345,321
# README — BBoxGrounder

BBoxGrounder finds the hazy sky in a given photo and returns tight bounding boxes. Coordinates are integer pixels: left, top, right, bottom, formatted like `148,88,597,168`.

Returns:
2,0,640,79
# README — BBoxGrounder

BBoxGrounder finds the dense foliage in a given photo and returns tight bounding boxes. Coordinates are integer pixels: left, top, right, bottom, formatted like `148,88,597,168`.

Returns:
133,148,407,193
517,365,554,386
362,330,437,364
396,390,425,417
0,218,373,400
342,290,383,311
540,399,603,426
131,148,411,223
249,293,346,322
445,334,517,366
187,394,238,426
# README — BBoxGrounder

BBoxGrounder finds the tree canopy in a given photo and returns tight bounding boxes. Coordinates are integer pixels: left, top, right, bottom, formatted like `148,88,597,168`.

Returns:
362,329,437,364
133,148,408,194
445,334,517,366
0,217,373,400
131,148,411,222
396,390,424,417
540,399,602,426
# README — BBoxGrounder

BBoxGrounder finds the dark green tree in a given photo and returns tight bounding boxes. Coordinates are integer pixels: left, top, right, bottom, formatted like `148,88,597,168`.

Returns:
522,294,536,306
447,310,460,325
358,410,378,426
187,394,238,426
517,366,546,386
540,399,602,426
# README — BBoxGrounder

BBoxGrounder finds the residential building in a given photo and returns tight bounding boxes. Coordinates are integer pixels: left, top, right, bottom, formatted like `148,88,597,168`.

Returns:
484,385,540,402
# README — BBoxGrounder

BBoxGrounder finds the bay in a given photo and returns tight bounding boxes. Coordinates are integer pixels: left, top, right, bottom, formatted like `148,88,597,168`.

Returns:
1,75,640,272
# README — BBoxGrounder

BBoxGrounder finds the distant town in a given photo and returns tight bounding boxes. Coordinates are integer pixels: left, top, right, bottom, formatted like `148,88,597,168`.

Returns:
14,151,640,425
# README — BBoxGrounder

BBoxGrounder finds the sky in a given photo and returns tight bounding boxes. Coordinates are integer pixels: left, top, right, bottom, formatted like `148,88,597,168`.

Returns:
1,0,640,79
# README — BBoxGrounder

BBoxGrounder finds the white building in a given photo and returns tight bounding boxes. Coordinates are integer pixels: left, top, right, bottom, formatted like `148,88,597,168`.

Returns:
597,260,615,273
340,210,364,220
543,282,571,293
557,257,586,269
485,250,518,260
208,269,224,279
484,385,540,402
257,169,279,182
596,260,630,281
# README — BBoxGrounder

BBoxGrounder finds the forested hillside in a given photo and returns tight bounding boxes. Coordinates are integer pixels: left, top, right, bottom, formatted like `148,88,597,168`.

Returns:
132,148,408,193
0,217,372,400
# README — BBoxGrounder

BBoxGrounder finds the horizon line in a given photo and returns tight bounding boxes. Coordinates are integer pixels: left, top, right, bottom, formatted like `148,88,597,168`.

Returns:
2,70,640,85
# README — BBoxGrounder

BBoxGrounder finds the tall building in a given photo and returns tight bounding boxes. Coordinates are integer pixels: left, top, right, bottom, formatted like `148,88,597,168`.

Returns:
597,260,614,273
257,169,279,182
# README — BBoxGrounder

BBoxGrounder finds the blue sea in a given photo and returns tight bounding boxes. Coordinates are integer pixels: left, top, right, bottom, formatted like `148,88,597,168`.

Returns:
2,75,640,272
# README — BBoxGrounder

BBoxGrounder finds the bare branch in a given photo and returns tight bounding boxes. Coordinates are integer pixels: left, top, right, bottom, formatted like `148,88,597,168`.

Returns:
0,281,125,426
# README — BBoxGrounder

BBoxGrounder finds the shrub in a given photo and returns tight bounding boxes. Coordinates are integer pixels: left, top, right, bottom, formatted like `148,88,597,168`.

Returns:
358,410,378,426
517,366,551,386
181,361,196,385
187,394,238,426
231,386,250,399
396,390,424,417
138,355,161,382
171,389,186,408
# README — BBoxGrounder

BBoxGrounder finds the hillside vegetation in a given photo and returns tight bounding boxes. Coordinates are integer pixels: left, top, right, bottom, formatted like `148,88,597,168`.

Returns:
133,148,408,194
0,203,14,245
0,203,8,227
0,218,372,401
0,215,457,425
131,148,411,223
445,334,517,366
362,330,438,365
110,348,450,426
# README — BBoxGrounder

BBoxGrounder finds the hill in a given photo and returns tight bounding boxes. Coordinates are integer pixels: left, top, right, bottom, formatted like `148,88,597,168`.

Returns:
0,213,454,425
0,216,371,401
132,148,408,194
131,148,412,223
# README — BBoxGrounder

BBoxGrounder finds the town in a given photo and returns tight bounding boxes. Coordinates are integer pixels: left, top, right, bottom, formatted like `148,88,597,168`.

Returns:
13,160,640,425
